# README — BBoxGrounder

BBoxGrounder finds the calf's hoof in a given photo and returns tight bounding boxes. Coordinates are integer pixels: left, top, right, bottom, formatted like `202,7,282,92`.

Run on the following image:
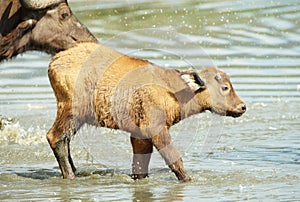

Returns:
179,175,192,182
131,173,149,180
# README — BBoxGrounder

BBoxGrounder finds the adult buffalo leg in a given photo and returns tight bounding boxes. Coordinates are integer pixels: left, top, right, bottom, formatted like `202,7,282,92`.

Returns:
130,135,153,180
152,127,191,181
46,112,78,179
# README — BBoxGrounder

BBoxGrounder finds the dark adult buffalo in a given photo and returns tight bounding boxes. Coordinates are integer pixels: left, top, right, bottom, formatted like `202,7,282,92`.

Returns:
0,0,97,61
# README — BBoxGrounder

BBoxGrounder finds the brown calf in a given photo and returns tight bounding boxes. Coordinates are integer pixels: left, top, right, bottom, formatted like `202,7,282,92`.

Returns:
47,42,246,181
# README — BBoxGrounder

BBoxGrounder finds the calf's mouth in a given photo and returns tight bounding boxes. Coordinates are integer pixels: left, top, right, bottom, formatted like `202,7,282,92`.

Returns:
226,103,246,118
210,103,246,118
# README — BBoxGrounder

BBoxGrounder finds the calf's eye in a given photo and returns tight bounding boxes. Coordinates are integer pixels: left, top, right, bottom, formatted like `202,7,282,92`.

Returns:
222,86,229,91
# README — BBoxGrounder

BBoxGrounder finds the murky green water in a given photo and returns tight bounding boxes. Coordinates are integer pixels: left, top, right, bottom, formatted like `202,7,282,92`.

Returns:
1,0,300,201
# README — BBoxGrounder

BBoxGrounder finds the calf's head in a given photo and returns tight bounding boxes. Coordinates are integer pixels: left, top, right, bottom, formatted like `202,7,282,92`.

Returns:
0,0,97,60
181,67,246,117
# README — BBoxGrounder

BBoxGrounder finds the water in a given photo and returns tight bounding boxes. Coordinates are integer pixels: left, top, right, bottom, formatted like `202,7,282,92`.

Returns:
1,0,300,201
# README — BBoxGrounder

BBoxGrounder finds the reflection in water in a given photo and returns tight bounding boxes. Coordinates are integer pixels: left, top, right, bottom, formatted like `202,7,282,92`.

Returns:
0,0,299,201
132,186,154,202
132,181,185,202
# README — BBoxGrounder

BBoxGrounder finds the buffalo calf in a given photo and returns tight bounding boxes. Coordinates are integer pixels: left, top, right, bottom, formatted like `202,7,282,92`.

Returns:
47,42,246,181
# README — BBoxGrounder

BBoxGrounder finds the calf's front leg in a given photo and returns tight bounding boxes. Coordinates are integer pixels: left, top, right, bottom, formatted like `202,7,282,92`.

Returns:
130,135,153,180
152,127,191,181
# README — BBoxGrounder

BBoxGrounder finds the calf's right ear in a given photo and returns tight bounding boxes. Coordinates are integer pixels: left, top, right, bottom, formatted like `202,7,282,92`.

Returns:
180,71,206,92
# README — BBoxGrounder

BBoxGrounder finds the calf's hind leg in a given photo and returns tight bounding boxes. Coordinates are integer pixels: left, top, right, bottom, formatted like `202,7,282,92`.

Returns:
46,115,78,179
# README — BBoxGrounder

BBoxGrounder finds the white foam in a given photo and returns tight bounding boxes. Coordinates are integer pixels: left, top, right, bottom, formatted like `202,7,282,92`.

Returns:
0,122,47,146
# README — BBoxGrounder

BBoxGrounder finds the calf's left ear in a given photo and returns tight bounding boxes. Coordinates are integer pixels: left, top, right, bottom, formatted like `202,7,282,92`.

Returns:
180,71,206,92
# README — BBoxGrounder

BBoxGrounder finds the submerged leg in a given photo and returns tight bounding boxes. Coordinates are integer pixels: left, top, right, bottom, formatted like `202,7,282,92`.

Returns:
130,135,153,180
152,127,191,181
46,116,78,179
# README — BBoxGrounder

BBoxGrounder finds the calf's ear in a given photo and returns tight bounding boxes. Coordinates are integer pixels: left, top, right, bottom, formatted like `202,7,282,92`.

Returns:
180,71,206,92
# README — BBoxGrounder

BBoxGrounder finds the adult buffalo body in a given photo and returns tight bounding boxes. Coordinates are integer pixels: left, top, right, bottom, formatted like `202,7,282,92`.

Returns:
0,0,97,61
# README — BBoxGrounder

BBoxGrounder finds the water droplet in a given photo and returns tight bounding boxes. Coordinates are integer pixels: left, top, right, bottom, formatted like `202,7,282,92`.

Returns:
268,126,277,131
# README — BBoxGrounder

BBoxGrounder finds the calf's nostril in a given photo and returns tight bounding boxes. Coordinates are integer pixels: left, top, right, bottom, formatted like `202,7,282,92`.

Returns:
240,104,246,112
